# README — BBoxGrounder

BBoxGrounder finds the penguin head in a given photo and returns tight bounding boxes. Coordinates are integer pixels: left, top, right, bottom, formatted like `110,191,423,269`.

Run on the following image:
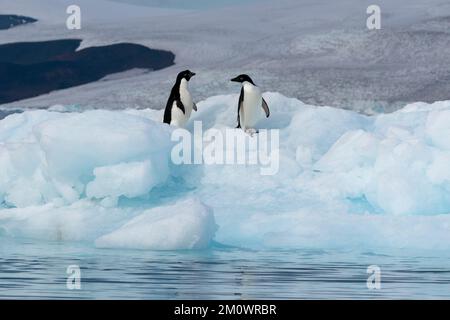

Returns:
231,74,255,85
177,70,196,82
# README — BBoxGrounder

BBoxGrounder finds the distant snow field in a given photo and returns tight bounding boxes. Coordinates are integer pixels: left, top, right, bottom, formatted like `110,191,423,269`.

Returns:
1,93,450,250
1,0,450,111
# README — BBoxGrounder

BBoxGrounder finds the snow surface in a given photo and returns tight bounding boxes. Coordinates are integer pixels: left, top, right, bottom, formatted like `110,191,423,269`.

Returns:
1,93,450,250
1,0,450,111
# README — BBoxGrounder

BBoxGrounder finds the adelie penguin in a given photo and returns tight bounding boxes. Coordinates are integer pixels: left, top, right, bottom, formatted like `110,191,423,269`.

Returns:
163,70,197,127
231,74,270,134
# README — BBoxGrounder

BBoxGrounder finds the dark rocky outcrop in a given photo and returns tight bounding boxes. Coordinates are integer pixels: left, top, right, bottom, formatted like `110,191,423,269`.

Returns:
0,39,175,104
0,15,37,30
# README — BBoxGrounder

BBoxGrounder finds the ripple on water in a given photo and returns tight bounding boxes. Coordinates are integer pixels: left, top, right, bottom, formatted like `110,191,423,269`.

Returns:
1,240,450,299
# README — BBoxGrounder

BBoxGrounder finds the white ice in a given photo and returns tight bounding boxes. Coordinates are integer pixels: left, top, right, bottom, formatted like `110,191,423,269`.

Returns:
96,198,217,250
1,93,450,250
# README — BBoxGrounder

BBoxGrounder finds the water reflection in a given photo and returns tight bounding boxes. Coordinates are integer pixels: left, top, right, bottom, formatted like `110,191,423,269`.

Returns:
1,240,450,299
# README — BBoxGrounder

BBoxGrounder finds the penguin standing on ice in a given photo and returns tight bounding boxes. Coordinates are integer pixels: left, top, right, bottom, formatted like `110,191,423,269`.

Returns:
231,74,270,134
163,70,197,127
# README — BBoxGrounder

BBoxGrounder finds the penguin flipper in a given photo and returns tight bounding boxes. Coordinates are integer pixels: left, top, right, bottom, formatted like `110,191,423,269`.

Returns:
236,111,241,128
163,97,173,124
237,87,244,128
163,107,171,124
262,97,270,118
193,103,198,112
176,100,186,114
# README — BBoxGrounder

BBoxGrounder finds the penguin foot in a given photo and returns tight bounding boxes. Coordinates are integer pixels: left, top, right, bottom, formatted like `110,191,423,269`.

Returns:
245,128,258,136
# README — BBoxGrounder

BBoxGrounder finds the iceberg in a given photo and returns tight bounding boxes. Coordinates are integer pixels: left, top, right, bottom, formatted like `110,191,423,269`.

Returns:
1,93,450,250
96,198,217,250
0,110,173,207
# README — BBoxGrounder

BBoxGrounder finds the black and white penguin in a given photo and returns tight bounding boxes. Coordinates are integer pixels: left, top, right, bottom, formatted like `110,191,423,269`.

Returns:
231,74,270,133
163,70,197,127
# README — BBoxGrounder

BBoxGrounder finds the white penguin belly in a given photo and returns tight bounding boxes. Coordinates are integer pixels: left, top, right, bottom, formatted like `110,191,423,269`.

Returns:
170,102,188,127
180,91,193,119
241,84,262,129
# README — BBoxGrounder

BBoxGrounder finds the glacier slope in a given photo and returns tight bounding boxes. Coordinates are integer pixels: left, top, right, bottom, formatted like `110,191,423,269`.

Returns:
2,0,450,110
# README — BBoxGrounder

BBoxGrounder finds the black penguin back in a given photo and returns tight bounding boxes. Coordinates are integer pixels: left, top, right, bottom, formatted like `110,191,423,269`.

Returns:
163,79,182,124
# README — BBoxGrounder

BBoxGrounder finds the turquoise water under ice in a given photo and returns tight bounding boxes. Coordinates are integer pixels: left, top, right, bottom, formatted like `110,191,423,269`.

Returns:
1,239,450,299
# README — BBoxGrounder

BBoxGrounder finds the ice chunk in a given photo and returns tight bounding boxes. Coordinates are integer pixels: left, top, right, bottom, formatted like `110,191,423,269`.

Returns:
0,200,135,241
95,198,217,250
426,110,450,150
34,110,172,186
0,110,173,207
86,159,168,199
286,106,370,162
2,94,450,251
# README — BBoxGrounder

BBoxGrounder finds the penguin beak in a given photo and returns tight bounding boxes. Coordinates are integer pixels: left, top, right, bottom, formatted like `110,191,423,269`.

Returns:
190,72,196,78
230,76,240,82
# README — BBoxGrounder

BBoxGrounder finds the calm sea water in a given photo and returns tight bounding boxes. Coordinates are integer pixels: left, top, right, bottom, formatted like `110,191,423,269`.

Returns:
1,239,450,299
